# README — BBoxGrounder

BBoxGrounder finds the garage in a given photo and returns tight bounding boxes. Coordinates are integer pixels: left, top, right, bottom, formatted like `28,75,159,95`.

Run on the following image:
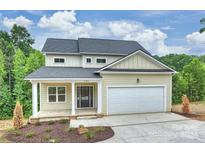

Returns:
107,86,165,115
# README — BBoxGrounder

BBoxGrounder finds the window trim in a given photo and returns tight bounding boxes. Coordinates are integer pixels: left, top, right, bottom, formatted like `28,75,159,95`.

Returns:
85,57,92,64
96,57,107,64
47,86,66,103
53,57,65,64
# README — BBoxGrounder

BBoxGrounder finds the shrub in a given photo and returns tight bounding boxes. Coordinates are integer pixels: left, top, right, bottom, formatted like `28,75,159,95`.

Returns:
45,128,52,133
64,127,75,132
13,101,24,129
84,130,95,140
59,119,68,124
34,121,41,126
48,121,55,125
43,134,52,141
95,126,105,132
25,131,36,138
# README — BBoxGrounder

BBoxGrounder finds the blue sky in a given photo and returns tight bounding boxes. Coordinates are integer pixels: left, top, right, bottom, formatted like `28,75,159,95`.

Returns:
0,10,205,55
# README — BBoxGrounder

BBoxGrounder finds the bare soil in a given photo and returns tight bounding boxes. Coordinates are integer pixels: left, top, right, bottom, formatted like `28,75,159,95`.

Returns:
4,120,114,143
172,101,205,121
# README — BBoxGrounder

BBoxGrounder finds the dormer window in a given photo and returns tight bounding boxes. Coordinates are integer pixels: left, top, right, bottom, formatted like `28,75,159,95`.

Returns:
86,57,92,63
54,58,65,63
96,58,106,64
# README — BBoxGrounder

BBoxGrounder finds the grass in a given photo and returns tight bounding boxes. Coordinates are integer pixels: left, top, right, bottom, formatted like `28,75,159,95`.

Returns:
45,127,52,133
59,119,68,124
84,130,95,140
25,131,36,138
94,126,105,132
48,121,55,125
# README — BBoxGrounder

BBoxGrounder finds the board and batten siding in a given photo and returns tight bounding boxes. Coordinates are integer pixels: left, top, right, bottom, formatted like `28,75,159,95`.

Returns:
111,52,165,70
82,55,123,68
40,82,98,111
101,74,172,115
45,55,82,67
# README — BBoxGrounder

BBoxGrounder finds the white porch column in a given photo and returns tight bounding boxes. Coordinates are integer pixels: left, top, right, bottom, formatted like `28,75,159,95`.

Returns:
32,82,38,117
97,80,102,114
71,81,75,115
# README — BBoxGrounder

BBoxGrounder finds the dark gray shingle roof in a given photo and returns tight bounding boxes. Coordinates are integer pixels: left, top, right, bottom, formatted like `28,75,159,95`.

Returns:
42,38,151,55
42,38,79,53
25,67,101,79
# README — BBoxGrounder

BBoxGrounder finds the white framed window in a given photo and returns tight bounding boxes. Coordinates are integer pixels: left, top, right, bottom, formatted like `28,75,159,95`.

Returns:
48,86,66,103
96,58,107,64
54,58,65,63
85,57,92,63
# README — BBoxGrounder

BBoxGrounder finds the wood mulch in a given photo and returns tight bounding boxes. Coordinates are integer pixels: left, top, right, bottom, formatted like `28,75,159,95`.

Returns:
4,120,114,143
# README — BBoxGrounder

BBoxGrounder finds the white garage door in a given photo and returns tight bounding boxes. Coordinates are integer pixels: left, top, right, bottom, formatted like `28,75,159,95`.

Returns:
108,86,165,115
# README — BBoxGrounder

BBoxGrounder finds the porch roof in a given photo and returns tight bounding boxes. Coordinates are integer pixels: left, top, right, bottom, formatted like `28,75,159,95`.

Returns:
25,66,101,80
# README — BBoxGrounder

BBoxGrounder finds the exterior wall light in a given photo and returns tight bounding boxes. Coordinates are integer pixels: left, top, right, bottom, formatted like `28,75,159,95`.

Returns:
136,78,140,84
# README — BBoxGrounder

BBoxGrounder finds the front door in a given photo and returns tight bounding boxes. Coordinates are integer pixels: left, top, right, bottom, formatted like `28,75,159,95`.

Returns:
77,86,94,108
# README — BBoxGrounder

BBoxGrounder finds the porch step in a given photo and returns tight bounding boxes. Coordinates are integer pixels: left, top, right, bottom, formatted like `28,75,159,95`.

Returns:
77,115,98,120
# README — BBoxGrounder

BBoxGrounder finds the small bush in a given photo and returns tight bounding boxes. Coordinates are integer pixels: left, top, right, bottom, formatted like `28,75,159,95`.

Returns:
59,119,68,124
43,134,52,141
95,126,105,132
48,121,55,125
25,131,36,138
79,125,85,128
11,130,22,136
34,121,41,126
84,130,95,140
64,127,75,132
45,128,52,133
13,101,24,129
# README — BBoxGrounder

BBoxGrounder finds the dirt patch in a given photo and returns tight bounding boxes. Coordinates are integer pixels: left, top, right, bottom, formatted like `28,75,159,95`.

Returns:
173,112,205,121
4,121,114,143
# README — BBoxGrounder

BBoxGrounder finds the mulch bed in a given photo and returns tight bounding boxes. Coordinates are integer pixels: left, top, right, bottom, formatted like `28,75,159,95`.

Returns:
4,120,114,143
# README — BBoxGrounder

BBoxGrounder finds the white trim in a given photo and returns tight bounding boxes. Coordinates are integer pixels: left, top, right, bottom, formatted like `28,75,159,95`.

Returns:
97,80,102,114
96,57,107,64
85,57,93,64
100,71,174,75
71,81,75,115
47,86,67,103
26,78,102,81
45,52,80,55
32,82,38,117
97,50,176,73
80,52,127,56
76,85,95,109
106,84,167,115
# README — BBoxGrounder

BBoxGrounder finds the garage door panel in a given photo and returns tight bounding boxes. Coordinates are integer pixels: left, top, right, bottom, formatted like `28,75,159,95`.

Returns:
108,86,164,114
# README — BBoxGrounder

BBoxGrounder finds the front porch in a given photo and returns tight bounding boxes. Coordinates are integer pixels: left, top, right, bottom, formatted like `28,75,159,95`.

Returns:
30,79,102,120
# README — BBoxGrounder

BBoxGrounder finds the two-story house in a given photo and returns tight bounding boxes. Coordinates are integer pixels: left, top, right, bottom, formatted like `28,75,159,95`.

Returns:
25,38,176,121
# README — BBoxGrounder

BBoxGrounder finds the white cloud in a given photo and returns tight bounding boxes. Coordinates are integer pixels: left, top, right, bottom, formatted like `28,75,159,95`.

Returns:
38,11,92,38
107,21,189,55
186,31,205,54
2,16,33,29
160,26,175,30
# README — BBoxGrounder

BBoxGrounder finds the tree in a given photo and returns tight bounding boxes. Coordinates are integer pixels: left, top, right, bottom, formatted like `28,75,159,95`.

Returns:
13,49,29,116
172,73,188,104
200,18,205,33
13,101,24,129
11,24,34,56
0,49,13,119
183,58,205,102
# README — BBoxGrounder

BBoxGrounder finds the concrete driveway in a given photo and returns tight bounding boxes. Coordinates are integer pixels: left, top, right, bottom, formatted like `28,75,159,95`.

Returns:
70,113,205,143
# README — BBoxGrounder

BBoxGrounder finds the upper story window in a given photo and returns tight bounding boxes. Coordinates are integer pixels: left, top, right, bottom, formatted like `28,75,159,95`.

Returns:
86,57,92,63
54,58,65,63
96,58,106,64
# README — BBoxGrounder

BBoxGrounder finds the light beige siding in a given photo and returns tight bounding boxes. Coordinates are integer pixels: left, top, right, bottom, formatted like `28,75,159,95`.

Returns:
101,74,172,115
45,55,82,67
111,52,165,69
82,55,122,68
40,82,97,111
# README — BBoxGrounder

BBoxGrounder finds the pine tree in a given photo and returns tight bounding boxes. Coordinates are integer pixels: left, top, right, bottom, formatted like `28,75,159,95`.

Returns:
0,49,13,119
13,49,28,116
13,101,24,129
